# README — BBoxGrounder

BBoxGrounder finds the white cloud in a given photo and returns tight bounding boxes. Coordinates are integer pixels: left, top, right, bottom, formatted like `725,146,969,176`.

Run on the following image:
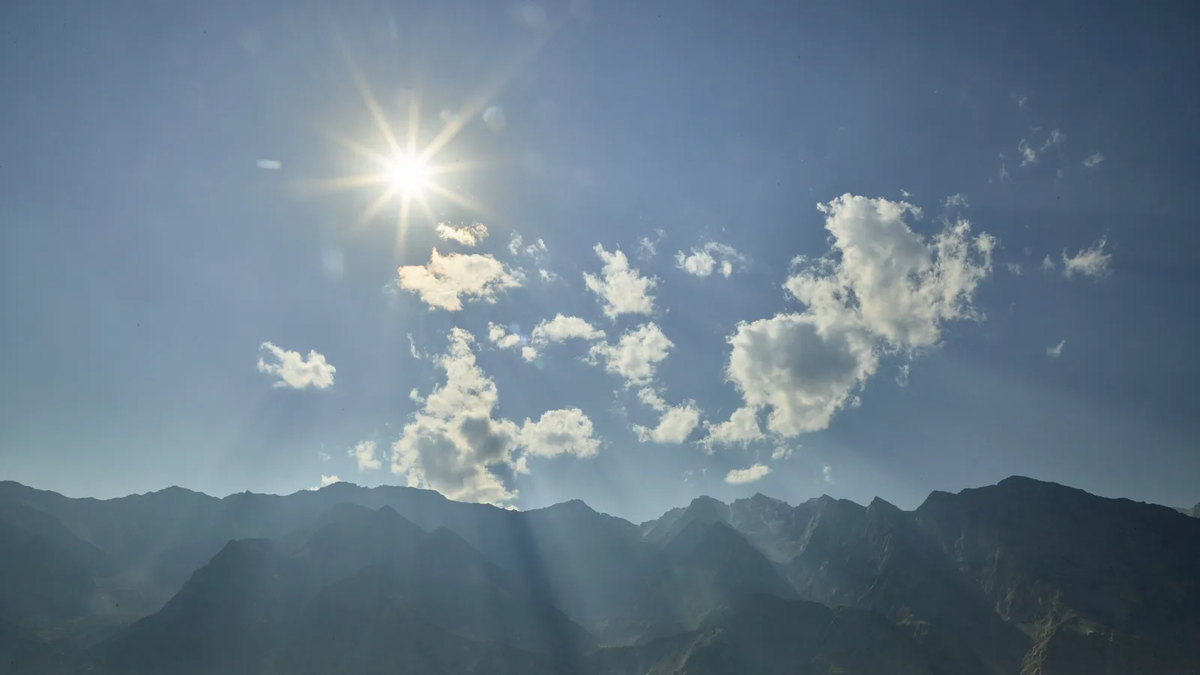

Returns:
1018,138,1039,166
538,269,558,283
531,314,605,344
349,440,382,472
583,245,657,319
637,387,667,412
407,333,422,360
508,231,548,258
397,249,522,311
702,406,764,448
257,342,336,390
521,346,537,362
1020,129,1065,167
725,463,771,485
633,400,702,444
717,194,994,440
487,322,524,350
1003,262,1023,276
391,329,598,505
943,193,969,209
674,242,746,278
309,474,342,490
1047,339,1065,358
1062,237,1112,279
771,446,794,461
822,464,834,483
1042,254,1056,271
637,229,666,259
895,363,910,387
1083,152,1105,168
520,408,600,459
435,222,489,246
589,322,673,386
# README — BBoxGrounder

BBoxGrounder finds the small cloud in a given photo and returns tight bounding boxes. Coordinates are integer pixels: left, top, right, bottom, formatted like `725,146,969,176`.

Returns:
483,105,507,131
1012,93,1028,109
943,193,969,209
637,387,667,412
637,229,666,260
674,241,747,278
435,222,489,246
632,399,702,444
895,364,910,387
309,474,342,490
1000,162,1011,182
397,249,522,311
1003,262,1023,276
771,446,794,461
588,323,673,386
702,407,764,450
725,463,771,485
407,333,423,360
584,245,657,319
1083,152,1105,168
538,269,558,283
318,451,331,461
1041,129,1066,152
1062,237,1112,279
822,464,834,484
256,159,282,170
257,342,335,390
1047,339,1065,358
1018,139,1038,166
349,440,382,472
508,232,548,259
1041,254,1056,271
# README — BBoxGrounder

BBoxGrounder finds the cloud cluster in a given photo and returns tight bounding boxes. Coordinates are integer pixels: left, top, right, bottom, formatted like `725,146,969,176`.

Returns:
584,245,657,319
1062,237,1112,279
675,241,746,278
397,249,522,311
435,222,489,246
391,329,598,504
257,342,336,390
490,314,606,363
711,194,995,442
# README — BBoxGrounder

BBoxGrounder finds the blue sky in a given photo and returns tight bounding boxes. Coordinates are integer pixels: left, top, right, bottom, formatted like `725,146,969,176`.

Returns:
2,0,1198,522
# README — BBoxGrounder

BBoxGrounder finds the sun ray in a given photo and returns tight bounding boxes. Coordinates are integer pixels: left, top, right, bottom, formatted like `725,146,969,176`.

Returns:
336,36,402,158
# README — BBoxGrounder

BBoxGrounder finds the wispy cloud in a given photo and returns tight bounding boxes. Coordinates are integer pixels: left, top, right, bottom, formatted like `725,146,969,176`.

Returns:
637,229,666,259
1047,339,1065,358
1082,152,1105,168
435,222,489,246
1062,237,1112,279
674,241,747,278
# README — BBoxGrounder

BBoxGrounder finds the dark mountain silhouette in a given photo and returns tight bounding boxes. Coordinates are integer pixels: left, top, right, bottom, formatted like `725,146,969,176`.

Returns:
2,476,1199,674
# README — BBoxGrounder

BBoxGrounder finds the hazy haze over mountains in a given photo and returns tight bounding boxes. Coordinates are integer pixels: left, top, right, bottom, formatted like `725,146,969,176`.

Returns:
2,476,1198,674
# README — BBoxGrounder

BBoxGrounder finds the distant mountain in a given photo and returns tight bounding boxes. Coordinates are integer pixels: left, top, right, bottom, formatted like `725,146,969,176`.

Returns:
3,476,1200,674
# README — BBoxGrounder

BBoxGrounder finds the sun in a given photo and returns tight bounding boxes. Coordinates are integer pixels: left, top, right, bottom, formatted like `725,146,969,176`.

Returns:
387,153,429,194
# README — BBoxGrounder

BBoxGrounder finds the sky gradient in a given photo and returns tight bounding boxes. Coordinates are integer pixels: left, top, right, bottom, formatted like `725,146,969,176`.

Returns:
2,0,1198,522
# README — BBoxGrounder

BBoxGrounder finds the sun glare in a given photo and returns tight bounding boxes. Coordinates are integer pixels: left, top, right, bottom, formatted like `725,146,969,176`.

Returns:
388,154,429,193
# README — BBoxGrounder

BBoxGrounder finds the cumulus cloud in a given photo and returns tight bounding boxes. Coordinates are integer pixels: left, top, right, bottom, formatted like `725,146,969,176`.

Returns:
633,400,702,444
487,322,524,351
257,342,336,390
702,407,764,449
712,194,994,441
391,329,598,504
435,222,489,246
1083,152,1105,168
532,314,605,344
637,387,668,412
674,242,747,278
589,322,673,386
397,249,522,311
725,463,770,485
1047,339,1065,358
520,408,600,459
1062,237,1112,279
771,446,794,461
349,440,382,472
583,245,657,319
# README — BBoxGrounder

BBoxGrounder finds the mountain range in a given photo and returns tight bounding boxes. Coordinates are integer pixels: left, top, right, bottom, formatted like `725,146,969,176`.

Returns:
1,477,1197,674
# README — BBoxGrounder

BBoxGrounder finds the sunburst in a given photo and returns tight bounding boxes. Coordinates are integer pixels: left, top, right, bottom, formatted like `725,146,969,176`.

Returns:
297,42,489,257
